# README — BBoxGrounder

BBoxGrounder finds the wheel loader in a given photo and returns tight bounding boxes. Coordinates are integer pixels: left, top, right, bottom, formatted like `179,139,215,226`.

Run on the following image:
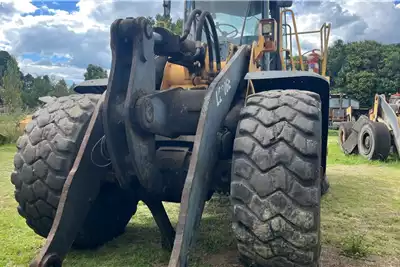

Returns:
10,1,332,266
339,92,400,161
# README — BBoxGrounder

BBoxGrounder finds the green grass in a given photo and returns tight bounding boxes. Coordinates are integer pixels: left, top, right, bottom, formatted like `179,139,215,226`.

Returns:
327,129,400,168
0,132,399,266
341,233,370,258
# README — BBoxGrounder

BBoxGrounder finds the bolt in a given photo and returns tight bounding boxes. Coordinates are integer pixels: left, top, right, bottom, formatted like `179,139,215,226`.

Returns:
144,22,153,39
144,98,154,123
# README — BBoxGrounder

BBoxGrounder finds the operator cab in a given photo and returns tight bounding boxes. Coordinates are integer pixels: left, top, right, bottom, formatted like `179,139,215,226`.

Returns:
184,0,292,65
194,1,263,45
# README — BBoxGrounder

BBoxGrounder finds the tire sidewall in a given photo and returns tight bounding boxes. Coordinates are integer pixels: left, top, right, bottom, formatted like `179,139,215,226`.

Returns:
358,122,375,158
338,122,353,146
11,94,138,249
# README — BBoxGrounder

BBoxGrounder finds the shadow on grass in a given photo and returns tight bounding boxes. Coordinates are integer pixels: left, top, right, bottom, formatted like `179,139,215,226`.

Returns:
65,199,237,267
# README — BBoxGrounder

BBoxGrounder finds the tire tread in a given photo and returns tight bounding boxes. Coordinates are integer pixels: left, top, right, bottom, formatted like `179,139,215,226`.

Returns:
12,94,100,237
11,94,138,249
231,90,321,267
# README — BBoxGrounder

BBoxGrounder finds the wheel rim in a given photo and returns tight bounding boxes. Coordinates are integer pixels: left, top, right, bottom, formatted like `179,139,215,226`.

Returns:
361,132,372,154
340,130,346,143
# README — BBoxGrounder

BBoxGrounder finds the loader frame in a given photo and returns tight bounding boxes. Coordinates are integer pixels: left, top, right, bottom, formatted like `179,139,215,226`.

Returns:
27,2,332,266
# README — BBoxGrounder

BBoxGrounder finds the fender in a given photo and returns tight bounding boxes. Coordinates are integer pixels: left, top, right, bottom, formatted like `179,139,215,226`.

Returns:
73,78,108,94
245,70,330,175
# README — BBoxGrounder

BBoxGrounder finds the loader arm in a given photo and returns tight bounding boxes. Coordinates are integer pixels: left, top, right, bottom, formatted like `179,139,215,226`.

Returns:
374,94,400,154
169,44,249,267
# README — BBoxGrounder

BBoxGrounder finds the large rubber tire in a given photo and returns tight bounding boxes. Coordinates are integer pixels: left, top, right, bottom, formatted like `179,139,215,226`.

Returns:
11,94,138,249
338,121,357,155
231,90,322,267
320,174,330,196
357,121,391,160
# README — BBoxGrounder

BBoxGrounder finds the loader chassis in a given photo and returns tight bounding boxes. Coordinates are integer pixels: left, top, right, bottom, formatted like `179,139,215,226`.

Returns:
10,1,331,267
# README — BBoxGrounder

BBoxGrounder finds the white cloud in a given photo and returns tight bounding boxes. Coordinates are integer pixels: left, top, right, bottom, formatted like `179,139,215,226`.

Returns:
0,0,399,82
18,58,87,83
1,0,37,14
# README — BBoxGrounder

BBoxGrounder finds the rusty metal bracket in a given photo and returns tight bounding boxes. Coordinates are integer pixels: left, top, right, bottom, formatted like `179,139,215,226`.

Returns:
168,44,249,267
29,94,107,267
103,17,177,251
104,17,163,195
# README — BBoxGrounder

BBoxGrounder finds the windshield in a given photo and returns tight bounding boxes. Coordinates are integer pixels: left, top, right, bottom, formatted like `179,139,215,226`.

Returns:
213,13,261,43
193,1,263,44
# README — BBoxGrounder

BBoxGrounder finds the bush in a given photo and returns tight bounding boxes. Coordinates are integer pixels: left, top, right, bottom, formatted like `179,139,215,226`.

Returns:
0,112,29,145
341,232,370,258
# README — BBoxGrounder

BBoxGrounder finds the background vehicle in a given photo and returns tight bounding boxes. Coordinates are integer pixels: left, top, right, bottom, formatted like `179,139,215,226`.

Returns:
339,93,400,161
328,93,369,128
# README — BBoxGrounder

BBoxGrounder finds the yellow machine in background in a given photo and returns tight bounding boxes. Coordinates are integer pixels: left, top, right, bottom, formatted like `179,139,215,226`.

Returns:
17,96,56,131
339,93,400,160
346,105,370,122
18,115,32,132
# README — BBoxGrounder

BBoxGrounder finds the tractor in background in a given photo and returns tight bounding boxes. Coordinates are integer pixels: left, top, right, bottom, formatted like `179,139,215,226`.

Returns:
11,1,332,266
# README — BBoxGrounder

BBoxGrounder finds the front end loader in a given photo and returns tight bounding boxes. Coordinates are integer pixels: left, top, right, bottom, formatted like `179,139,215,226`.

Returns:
339,93,400,161
11,1,332,266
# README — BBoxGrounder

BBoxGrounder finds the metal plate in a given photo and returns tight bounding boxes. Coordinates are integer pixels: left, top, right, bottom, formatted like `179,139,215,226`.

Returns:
168,45,249,267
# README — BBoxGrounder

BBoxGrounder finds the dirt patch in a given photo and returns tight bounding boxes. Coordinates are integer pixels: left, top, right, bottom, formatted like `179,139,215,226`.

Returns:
198,246,400,267
205,249,242,267
320,247,400,267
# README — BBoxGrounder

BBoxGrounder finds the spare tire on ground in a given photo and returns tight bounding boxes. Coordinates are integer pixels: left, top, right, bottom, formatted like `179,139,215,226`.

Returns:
357,121,391,161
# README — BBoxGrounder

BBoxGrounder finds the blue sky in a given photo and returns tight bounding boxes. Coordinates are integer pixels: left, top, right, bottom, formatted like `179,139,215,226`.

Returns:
1,0,399,85
22,1,79,83
29,1,78,15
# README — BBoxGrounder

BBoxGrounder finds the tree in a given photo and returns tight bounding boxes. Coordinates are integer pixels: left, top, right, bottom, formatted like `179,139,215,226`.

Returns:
22,75,53,108
327,39,347,88
84,64,108,80
0,51,12,83
21,73,35,108
69,82,76,92
149,14,183,35
51,79,70,97
327,40,400,106
0,56,23,112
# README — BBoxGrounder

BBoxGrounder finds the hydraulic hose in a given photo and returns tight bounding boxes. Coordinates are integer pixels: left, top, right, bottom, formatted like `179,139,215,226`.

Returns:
180,9,222,73
181,9,202,41
203,21,214,73
204,12,221,71
195,11,214,73
195,11,221,72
